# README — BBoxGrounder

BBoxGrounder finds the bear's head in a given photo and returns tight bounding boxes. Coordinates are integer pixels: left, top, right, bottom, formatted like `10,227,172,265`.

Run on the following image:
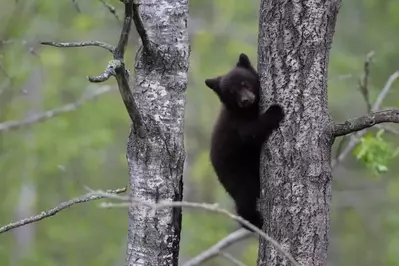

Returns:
205,53,260,111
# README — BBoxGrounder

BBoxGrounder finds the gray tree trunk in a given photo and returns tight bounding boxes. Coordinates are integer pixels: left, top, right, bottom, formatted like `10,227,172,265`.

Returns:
11,69,42,266
124,1,189,265
257,0,342,265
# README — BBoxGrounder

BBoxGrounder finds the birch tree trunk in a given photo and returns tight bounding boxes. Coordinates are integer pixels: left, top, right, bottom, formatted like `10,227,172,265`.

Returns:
257,0,342,265
125,0,189,265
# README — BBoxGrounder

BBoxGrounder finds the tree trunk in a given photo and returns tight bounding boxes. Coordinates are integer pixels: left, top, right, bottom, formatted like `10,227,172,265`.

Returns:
124,1,189,265
257,0,341,265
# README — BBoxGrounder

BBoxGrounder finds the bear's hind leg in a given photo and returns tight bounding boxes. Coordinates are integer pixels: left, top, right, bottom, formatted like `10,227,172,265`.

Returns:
234,192,263,231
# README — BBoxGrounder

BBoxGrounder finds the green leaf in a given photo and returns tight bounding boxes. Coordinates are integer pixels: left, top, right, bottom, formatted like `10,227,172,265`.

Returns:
353,130,397,176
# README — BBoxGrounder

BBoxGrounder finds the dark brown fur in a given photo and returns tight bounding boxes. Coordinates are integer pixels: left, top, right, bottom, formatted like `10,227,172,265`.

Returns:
205,53,284,230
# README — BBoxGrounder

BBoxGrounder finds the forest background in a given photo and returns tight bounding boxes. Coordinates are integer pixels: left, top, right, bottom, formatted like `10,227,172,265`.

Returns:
0,0,398,265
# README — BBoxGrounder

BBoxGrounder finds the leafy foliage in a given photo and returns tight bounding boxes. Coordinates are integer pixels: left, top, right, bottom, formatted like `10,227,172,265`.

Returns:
354,129,398,175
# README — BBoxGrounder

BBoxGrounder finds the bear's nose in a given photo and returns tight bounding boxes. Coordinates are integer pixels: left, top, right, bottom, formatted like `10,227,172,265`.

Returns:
240,96,254,107
242,98,252,105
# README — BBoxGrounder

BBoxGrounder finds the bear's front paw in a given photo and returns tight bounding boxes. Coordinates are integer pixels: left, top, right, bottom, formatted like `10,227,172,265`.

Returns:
265,104,285,123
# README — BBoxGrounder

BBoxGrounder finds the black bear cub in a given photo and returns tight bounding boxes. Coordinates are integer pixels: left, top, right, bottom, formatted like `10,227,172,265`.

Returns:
205,53,284,231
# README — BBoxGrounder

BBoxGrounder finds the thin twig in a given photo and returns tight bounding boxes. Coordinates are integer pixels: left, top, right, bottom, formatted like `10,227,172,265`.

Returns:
220,252,248,266
375,124,399,135
182,228,252,266
0,187,126,234
41,41,115,53
1,186,299,266
71,0,81,12
96,193,300,266
373,71,399,109
358,51,374,112
334,135,347,161
99,0,121,23
0,86,114,132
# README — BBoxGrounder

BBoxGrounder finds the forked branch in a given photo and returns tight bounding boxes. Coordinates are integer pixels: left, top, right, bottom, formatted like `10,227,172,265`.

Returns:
41,0,150,138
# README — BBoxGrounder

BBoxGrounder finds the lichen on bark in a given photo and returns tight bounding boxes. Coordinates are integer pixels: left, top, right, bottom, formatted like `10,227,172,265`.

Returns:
125,1,189,265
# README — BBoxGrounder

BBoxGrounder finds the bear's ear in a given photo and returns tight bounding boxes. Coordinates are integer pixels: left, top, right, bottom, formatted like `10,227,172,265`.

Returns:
205,76,221,91
236,53,252,69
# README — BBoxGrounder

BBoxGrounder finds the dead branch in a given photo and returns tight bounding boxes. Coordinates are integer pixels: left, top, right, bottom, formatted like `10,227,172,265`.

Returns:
358,51,374,112
219,252,248,266
88,60,121,82
1,185,299,266
333,109,399,137
101,0,146,137
41,0,147,138
99,0,121,23
182,228,252,266
71,0,81,12
0,187,126,234
96,193,300,266
0,86,114,132
41,41,115,53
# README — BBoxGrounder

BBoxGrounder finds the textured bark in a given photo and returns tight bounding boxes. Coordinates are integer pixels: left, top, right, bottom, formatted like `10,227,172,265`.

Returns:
125,1,189,265
257,0,341,265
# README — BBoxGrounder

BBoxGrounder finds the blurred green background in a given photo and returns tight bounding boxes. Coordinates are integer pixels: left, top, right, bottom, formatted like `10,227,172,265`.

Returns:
0,0,398,265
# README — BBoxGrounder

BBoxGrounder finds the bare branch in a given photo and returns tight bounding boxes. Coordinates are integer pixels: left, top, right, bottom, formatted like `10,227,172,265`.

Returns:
332,70,399,167
98,0,146,137
88,61,120,82
99,0,121,23
71,0,81,12
334,135,347,161
132,1,153,55
41,41,115,53
114,0,133,59
2,182,299,266
374,71,399,108
41,0,147,138
219,252,248,266
114,66,146,138
88,59,145,138
358,51,374,112
333,109,399,137
376,124,399,135
182,229,252,266
0,187,126,235
96,193,300,266
0,86,114,132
